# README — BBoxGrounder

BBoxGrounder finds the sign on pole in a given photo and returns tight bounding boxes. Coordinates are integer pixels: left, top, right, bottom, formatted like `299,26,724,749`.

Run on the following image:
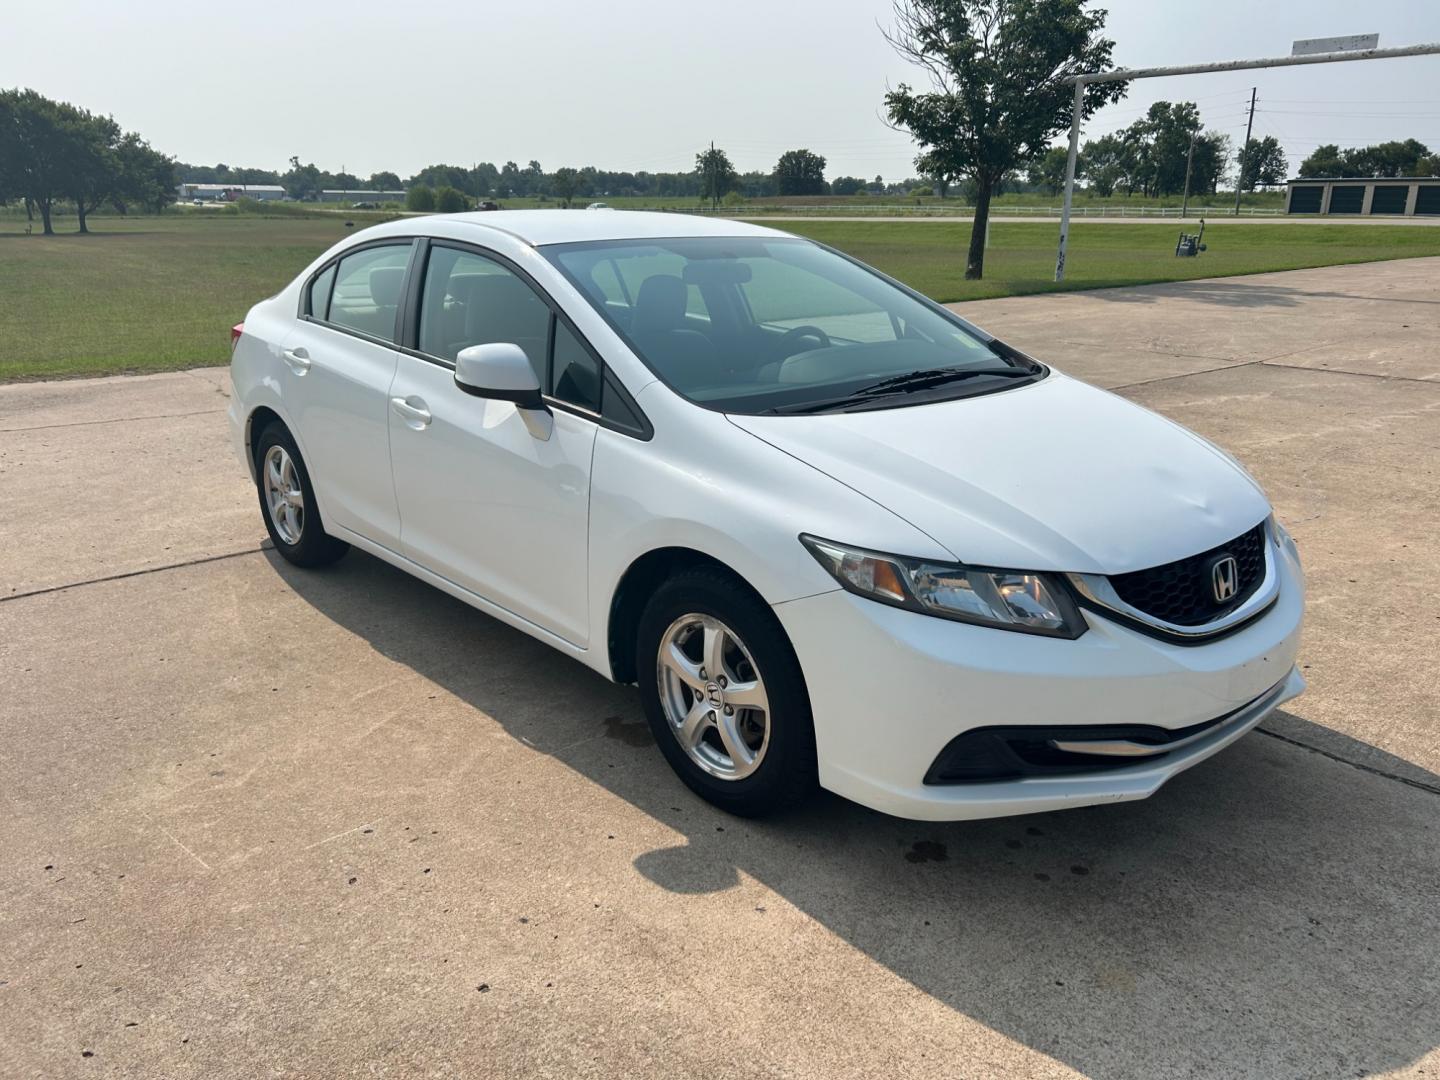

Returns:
1292,34,1379,57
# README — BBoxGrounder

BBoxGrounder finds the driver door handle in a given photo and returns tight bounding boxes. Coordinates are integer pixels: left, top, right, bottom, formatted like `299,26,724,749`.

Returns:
390,396,432,429
281,347,311,374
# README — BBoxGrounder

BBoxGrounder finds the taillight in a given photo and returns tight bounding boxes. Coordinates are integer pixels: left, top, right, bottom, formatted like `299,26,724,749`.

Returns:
230,323,244,353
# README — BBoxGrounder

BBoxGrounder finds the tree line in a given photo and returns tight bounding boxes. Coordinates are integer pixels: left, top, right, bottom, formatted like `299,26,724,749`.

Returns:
1024,104,1293,199
1298,139,1438,179
0,89,176,234
183,148,897,206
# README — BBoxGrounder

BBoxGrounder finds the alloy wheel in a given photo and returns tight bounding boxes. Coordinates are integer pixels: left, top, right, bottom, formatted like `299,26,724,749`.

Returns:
263,444,305,545
656,613,771,780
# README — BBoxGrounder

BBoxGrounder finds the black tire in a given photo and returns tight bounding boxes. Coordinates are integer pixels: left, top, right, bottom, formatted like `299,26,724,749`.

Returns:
253,421,349,568
637,567,817,817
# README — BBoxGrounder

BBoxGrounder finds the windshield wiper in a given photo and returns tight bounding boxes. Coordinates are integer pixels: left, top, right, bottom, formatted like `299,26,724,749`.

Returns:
760,366,1033,415
852,366,1034,397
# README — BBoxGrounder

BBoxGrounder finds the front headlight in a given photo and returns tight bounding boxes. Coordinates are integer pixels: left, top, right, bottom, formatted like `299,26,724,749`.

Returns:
800,535,1086,638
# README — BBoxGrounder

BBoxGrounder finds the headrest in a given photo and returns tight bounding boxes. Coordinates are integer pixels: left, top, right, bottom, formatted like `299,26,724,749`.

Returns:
368,266,405,307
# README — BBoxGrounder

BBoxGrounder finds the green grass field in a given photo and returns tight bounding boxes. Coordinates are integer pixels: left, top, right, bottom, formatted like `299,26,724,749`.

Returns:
3,211,1438,381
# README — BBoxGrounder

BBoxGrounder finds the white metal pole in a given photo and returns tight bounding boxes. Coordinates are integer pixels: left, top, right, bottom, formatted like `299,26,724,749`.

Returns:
1054,79,1086,282
1051,41,1440,281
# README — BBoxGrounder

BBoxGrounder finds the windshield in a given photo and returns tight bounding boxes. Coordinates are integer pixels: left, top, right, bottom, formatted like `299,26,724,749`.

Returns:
542,236,1040,415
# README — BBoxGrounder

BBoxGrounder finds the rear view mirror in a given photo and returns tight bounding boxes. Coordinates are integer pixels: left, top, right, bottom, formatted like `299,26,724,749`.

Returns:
455,343,543,409
682,260,752,286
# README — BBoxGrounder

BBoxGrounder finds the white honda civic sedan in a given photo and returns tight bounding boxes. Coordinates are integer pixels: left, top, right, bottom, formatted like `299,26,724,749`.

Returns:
228,210,1304,821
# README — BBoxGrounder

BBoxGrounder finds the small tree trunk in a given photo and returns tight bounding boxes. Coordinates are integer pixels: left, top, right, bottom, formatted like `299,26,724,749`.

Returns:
77,201,89,233
24,196,34,222
965,180,992,280
39,200,54,235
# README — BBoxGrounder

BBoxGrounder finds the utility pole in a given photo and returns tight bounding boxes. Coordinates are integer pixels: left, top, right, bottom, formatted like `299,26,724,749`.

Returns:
1181,132,1197,217
1234,87,1256,217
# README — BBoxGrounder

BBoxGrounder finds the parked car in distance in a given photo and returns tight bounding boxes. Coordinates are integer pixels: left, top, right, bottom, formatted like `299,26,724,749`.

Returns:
586,202,611,210
228,211,1304,820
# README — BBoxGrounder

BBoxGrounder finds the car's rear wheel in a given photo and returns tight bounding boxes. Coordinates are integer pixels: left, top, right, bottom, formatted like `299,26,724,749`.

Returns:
637,567,816,817
253,422,348,568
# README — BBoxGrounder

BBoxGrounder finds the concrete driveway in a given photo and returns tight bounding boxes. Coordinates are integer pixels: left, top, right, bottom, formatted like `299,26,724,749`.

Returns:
2,259,1437,1079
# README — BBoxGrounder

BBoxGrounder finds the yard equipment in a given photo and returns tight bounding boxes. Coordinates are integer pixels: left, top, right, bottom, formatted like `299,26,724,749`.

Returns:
1175,219,1207,257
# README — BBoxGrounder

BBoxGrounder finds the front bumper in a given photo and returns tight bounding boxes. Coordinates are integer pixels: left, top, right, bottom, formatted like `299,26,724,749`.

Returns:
772,532,1305,821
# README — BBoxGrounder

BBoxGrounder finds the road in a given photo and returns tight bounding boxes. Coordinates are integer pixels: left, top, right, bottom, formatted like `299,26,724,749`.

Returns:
2,258,1438,1079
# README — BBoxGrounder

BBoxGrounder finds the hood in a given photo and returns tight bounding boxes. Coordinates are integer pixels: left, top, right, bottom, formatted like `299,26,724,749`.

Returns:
728,373,1270,575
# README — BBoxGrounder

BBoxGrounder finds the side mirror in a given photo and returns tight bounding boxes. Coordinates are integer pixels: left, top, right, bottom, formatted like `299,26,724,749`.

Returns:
455,343,545,410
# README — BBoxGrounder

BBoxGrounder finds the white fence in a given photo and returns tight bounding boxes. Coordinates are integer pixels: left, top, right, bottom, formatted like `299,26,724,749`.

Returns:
681,203,1286,217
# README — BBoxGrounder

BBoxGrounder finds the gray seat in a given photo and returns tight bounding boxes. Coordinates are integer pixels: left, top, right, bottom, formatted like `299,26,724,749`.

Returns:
630,275,716,380
444,273,549,374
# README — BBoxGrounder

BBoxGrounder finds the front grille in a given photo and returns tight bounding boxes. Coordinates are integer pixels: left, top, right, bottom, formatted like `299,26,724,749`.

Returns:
1109,523,1267,626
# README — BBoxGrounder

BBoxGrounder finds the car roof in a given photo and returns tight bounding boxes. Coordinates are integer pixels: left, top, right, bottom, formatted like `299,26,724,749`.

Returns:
392,209,791,247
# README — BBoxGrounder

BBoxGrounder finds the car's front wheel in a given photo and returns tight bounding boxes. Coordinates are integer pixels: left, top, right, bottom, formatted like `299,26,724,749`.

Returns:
637,567,817,817
253,422,348,568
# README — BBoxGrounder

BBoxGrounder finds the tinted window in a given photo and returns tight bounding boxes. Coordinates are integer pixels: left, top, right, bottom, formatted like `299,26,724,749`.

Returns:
308,264,336,320
419,246,550,379
544,237,1025,415
326,245,411,342
551,319,601,411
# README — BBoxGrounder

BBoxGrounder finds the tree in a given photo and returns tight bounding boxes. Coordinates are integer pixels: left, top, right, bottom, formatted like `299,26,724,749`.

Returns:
282,156,323,200
64,107,123,233
4,89,74,234
1080,133,1126,196
406,185,436,212
112,133,176,214
773,148,827,195
831,175,867,196
883,0,1125,279
1188,131,1231,196
551,166,581,207
1026,145,1073,194
368,171,401,190
1299,144,1345,178
434,185,469,213
695,145,737,208
1238,135,1287,191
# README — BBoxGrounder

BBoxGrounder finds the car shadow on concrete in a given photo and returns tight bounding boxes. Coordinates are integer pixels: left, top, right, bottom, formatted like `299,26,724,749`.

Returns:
273,548,1440,1080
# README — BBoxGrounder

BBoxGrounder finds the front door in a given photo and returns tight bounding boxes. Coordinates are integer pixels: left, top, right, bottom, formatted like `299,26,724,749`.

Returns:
386,244,596,646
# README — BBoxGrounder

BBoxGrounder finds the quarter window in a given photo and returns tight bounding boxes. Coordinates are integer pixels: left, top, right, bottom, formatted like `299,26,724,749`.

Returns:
308,263,336,321
325,245,412,343
551,319,602,412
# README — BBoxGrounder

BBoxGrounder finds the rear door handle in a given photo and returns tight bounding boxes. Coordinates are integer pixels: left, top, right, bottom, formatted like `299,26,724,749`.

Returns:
282,347,311,375
390,396,432,429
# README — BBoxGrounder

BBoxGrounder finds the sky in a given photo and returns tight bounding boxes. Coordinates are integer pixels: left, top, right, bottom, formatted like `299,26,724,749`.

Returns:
7,0,1439,182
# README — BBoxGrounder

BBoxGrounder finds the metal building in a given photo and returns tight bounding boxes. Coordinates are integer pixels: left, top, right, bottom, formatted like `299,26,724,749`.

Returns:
1285,176,1440,216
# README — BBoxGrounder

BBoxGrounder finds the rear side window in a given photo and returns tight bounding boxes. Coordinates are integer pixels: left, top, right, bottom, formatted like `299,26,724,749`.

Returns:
308,264,336,320
418,246,550,379
324,244,412,343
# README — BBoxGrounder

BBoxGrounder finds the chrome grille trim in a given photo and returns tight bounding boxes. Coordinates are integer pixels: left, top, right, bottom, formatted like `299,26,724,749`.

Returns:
1066,520,1281,641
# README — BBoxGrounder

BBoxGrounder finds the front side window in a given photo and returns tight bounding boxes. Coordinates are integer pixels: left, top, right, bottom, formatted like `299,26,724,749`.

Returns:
418,246,550,380
544,237,1039,415
324,244,412,342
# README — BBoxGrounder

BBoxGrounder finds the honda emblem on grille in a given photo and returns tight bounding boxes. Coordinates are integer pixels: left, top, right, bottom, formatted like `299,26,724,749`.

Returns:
1211,555,1239,603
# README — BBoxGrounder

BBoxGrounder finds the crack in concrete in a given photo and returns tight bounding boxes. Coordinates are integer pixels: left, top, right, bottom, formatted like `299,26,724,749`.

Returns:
2,547,267,604
0,407,226,434
1256,727,1440,797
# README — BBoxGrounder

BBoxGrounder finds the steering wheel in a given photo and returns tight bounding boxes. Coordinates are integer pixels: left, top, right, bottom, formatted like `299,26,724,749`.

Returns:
777,325,831,354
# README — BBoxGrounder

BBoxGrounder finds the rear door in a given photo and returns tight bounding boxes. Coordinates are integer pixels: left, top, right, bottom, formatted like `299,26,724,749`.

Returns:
281,240,415,548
